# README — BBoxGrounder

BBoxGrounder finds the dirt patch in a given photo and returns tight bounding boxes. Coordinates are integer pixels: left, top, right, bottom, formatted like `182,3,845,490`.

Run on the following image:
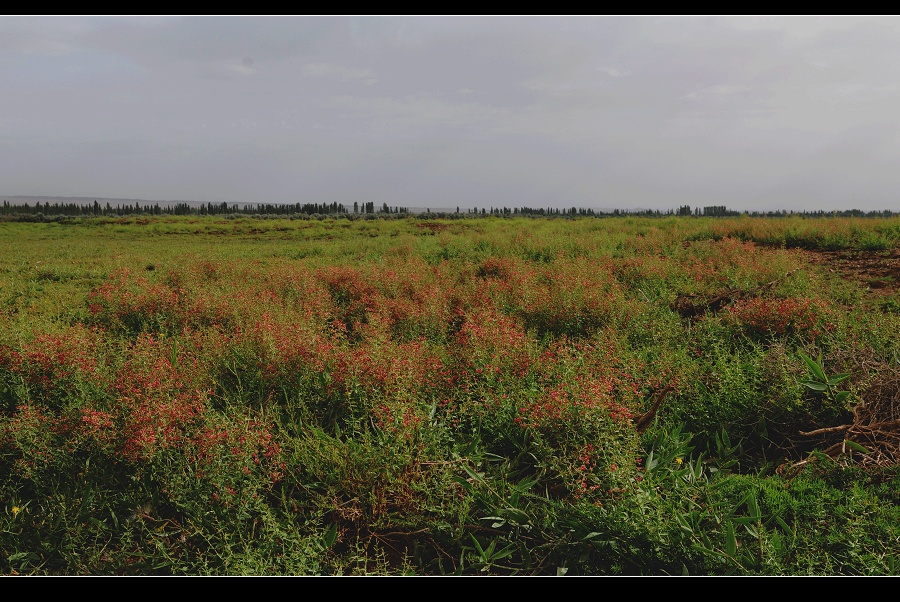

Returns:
802,248,900,297
416,222,449,234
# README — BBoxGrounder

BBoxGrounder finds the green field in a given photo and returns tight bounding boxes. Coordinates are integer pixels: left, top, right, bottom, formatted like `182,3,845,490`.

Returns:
2,214,900,575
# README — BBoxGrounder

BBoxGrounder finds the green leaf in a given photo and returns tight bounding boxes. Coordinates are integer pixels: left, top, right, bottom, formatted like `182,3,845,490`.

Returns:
452,475,473,491
835,391,851,404
771,532,784,554
461,464,484,482
323,523,338,548
800,379,828,391
747,492,760,520
88,517,108,530
775,516,794,539
844,440,869,454
799,351,827,383
827,373,851,386
810,449,832,463
501,507,531,525
731,516,761,525
725,520,737,557
492,544,516,560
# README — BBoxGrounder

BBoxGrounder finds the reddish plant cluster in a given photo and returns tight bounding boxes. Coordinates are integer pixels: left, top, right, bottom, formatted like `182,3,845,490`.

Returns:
87,268,237,334
108,334,207,462
0,326,102,409
0,404,55,478
573,443,603,498
189,418,285,487
726,296,829,339
515,372,634,431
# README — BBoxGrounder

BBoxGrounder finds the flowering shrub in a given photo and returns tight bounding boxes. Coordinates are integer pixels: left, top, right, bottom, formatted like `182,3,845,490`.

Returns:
0,326,104,411
726,296,829,340
109,334,208,462
516,260,625,338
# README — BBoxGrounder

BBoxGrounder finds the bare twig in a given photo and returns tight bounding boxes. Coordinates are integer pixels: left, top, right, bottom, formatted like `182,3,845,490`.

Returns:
799,424,850,437
634,385,674,434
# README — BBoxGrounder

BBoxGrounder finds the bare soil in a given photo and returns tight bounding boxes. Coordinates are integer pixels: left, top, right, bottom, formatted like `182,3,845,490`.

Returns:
802,248,900,297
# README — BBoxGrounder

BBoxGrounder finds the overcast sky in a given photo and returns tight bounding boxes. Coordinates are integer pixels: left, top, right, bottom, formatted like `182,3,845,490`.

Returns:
3,16,900,212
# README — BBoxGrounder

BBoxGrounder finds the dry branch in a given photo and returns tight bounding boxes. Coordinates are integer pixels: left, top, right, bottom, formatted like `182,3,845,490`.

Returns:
796,360,900,469
634,385,674,434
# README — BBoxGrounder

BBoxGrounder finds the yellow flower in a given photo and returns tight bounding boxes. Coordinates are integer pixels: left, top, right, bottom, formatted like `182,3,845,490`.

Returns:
675,458,683,465
11,506,21,517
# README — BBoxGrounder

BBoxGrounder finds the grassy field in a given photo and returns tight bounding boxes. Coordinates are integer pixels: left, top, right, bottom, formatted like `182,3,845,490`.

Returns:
1,214,900,575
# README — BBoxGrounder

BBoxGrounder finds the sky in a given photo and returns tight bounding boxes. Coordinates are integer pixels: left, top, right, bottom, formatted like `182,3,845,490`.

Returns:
3,15,900,213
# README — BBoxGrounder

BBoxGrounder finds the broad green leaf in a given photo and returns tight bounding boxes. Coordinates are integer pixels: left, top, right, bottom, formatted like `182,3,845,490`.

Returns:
484,539,497,556
800,380,828,391
323,523,338,548
502,507,531,525
747,492,760,519
771,532,784,554
452,475,473,491
732,516,761,525
799,351,827,383
810,449,831,462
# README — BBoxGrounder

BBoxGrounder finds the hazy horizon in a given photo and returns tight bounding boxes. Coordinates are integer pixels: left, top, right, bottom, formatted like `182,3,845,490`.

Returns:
4,16,900,213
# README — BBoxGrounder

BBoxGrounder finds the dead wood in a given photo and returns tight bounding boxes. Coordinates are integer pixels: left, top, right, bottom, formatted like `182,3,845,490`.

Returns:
634,385,675,434
795,361,900,469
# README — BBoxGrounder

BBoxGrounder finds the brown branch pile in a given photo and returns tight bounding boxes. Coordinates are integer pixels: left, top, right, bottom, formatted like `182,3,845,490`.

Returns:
799,360,900,468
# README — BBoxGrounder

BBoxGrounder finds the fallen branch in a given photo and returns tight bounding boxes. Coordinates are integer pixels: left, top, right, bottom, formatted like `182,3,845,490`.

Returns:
634,385,675,434
799,424,850,437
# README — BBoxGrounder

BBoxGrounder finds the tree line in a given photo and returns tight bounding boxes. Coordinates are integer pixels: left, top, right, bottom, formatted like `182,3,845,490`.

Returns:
1,199,895,220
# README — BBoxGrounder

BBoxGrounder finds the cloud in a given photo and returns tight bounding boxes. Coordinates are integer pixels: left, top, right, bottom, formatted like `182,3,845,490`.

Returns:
302,63,377,85
327,94,508,135
224,57,256,76
7,16,900,211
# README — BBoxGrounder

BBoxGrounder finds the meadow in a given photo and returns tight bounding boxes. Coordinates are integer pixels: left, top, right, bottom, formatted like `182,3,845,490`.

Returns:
1,213,899,575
